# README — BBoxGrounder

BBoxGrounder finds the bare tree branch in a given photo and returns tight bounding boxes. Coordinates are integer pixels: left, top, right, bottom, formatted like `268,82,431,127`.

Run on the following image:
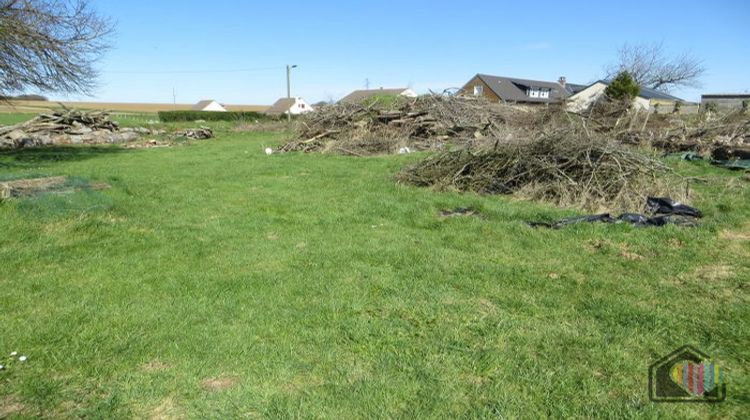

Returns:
605,43,706,92
0,0,113,97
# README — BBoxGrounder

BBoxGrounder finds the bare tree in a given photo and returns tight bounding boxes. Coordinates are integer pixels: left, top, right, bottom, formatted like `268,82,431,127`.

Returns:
0,0,113,97
605,43,705,92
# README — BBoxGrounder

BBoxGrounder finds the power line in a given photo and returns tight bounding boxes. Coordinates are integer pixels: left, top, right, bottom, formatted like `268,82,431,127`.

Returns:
104,66,283,75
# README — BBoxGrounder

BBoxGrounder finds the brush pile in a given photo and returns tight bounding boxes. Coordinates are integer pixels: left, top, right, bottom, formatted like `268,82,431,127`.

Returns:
651,116,750,159
0,109,157,149
175,127,213,140
396,129,684,212
579,102,750,160
278,95,526,155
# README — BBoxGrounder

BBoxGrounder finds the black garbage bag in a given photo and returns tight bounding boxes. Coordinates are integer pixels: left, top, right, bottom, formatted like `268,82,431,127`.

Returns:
646,197,703,218
528,197,702,229
617,213,650,225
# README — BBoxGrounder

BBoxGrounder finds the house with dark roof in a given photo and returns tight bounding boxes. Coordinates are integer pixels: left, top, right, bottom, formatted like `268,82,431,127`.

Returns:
265,97,314,115
339,88,417,104
459,74,583,104
192,99,226,112
567,80,685,113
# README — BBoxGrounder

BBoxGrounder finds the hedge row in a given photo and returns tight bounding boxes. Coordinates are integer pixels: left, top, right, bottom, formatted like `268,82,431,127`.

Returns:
158,110,271,122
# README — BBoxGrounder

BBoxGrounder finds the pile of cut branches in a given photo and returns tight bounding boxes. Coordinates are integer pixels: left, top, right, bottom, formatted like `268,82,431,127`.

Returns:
650,114,750,157
1,109,118,136
0,109,132,148
396,129,685,212
580,101,750,159
278,95,527,155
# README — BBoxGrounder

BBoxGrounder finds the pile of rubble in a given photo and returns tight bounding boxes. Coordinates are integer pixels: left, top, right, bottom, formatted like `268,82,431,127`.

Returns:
278,95,526,155
0,110,163,149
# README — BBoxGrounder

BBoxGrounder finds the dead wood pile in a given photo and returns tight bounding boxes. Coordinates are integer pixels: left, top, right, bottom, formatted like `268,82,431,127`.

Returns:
0,110,159,149
396,129,684,212
579,101,750,160
649,117,750,159
278,95,525,155
175,127,213,140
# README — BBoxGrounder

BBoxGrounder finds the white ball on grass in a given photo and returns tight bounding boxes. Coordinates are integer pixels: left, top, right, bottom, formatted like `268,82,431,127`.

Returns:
18,356,27,362
264,148,273,155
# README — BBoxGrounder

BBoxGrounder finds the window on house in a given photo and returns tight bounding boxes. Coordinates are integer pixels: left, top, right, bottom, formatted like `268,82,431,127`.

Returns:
473,85,483,96
300,103,305,108
526,87,550,99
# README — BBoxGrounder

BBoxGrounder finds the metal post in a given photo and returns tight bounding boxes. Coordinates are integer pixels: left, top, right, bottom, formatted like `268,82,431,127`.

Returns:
286,64,297,122
286,65,291,99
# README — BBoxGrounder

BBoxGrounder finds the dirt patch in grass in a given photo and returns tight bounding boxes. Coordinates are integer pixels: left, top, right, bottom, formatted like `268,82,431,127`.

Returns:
0,395,26,417
141,360,170,372
149,397,184,420
282,373,324,394
619,250,645,261
694,264,735,281
439,207,481,218
719,224,750,241
0,176,110,200
1,176,67,199
200,376,240,392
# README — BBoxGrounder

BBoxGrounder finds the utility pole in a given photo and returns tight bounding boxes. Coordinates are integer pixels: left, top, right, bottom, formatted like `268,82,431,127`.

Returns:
286,64,297,122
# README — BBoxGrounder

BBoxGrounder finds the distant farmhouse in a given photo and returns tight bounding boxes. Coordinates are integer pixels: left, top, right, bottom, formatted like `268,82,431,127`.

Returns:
567,81,686,113
265,97,314,115
339,88,417,104
192,99,227,112
701,93,750,111
459,74,586,104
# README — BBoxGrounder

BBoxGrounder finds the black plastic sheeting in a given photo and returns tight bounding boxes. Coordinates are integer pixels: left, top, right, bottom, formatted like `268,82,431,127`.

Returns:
528,197,702,229
711,159,750,170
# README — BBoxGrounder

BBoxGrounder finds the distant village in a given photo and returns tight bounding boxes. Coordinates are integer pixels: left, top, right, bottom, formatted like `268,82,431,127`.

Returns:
192,74,749,116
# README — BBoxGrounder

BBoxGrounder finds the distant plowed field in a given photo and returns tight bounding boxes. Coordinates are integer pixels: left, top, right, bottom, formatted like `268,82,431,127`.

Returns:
0,100,269,114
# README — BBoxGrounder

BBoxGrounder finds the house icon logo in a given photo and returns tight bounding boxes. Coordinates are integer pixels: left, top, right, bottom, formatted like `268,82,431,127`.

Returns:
649,345,726,403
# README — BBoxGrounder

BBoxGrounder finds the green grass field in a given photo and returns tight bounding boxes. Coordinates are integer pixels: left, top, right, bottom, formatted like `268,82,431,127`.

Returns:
0,121,748,418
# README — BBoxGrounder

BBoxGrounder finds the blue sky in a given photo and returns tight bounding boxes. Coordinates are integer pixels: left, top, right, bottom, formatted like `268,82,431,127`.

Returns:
61,0,750,104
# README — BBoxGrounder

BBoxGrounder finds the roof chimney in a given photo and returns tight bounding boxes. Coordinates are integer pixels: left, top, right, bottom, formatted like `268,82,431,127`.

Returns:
558,76,567,87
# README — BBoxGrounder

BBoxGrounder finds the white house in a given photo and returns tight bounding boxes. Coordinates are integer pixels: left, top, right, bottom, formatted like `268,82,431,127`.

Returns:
265,97,314,115
566,81,683,113
192,99,227,112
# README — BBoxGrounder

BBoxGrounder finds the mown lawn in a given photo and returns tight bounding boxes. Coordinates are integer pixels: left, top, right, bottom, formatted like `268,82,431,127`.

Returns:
0,123,748,418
